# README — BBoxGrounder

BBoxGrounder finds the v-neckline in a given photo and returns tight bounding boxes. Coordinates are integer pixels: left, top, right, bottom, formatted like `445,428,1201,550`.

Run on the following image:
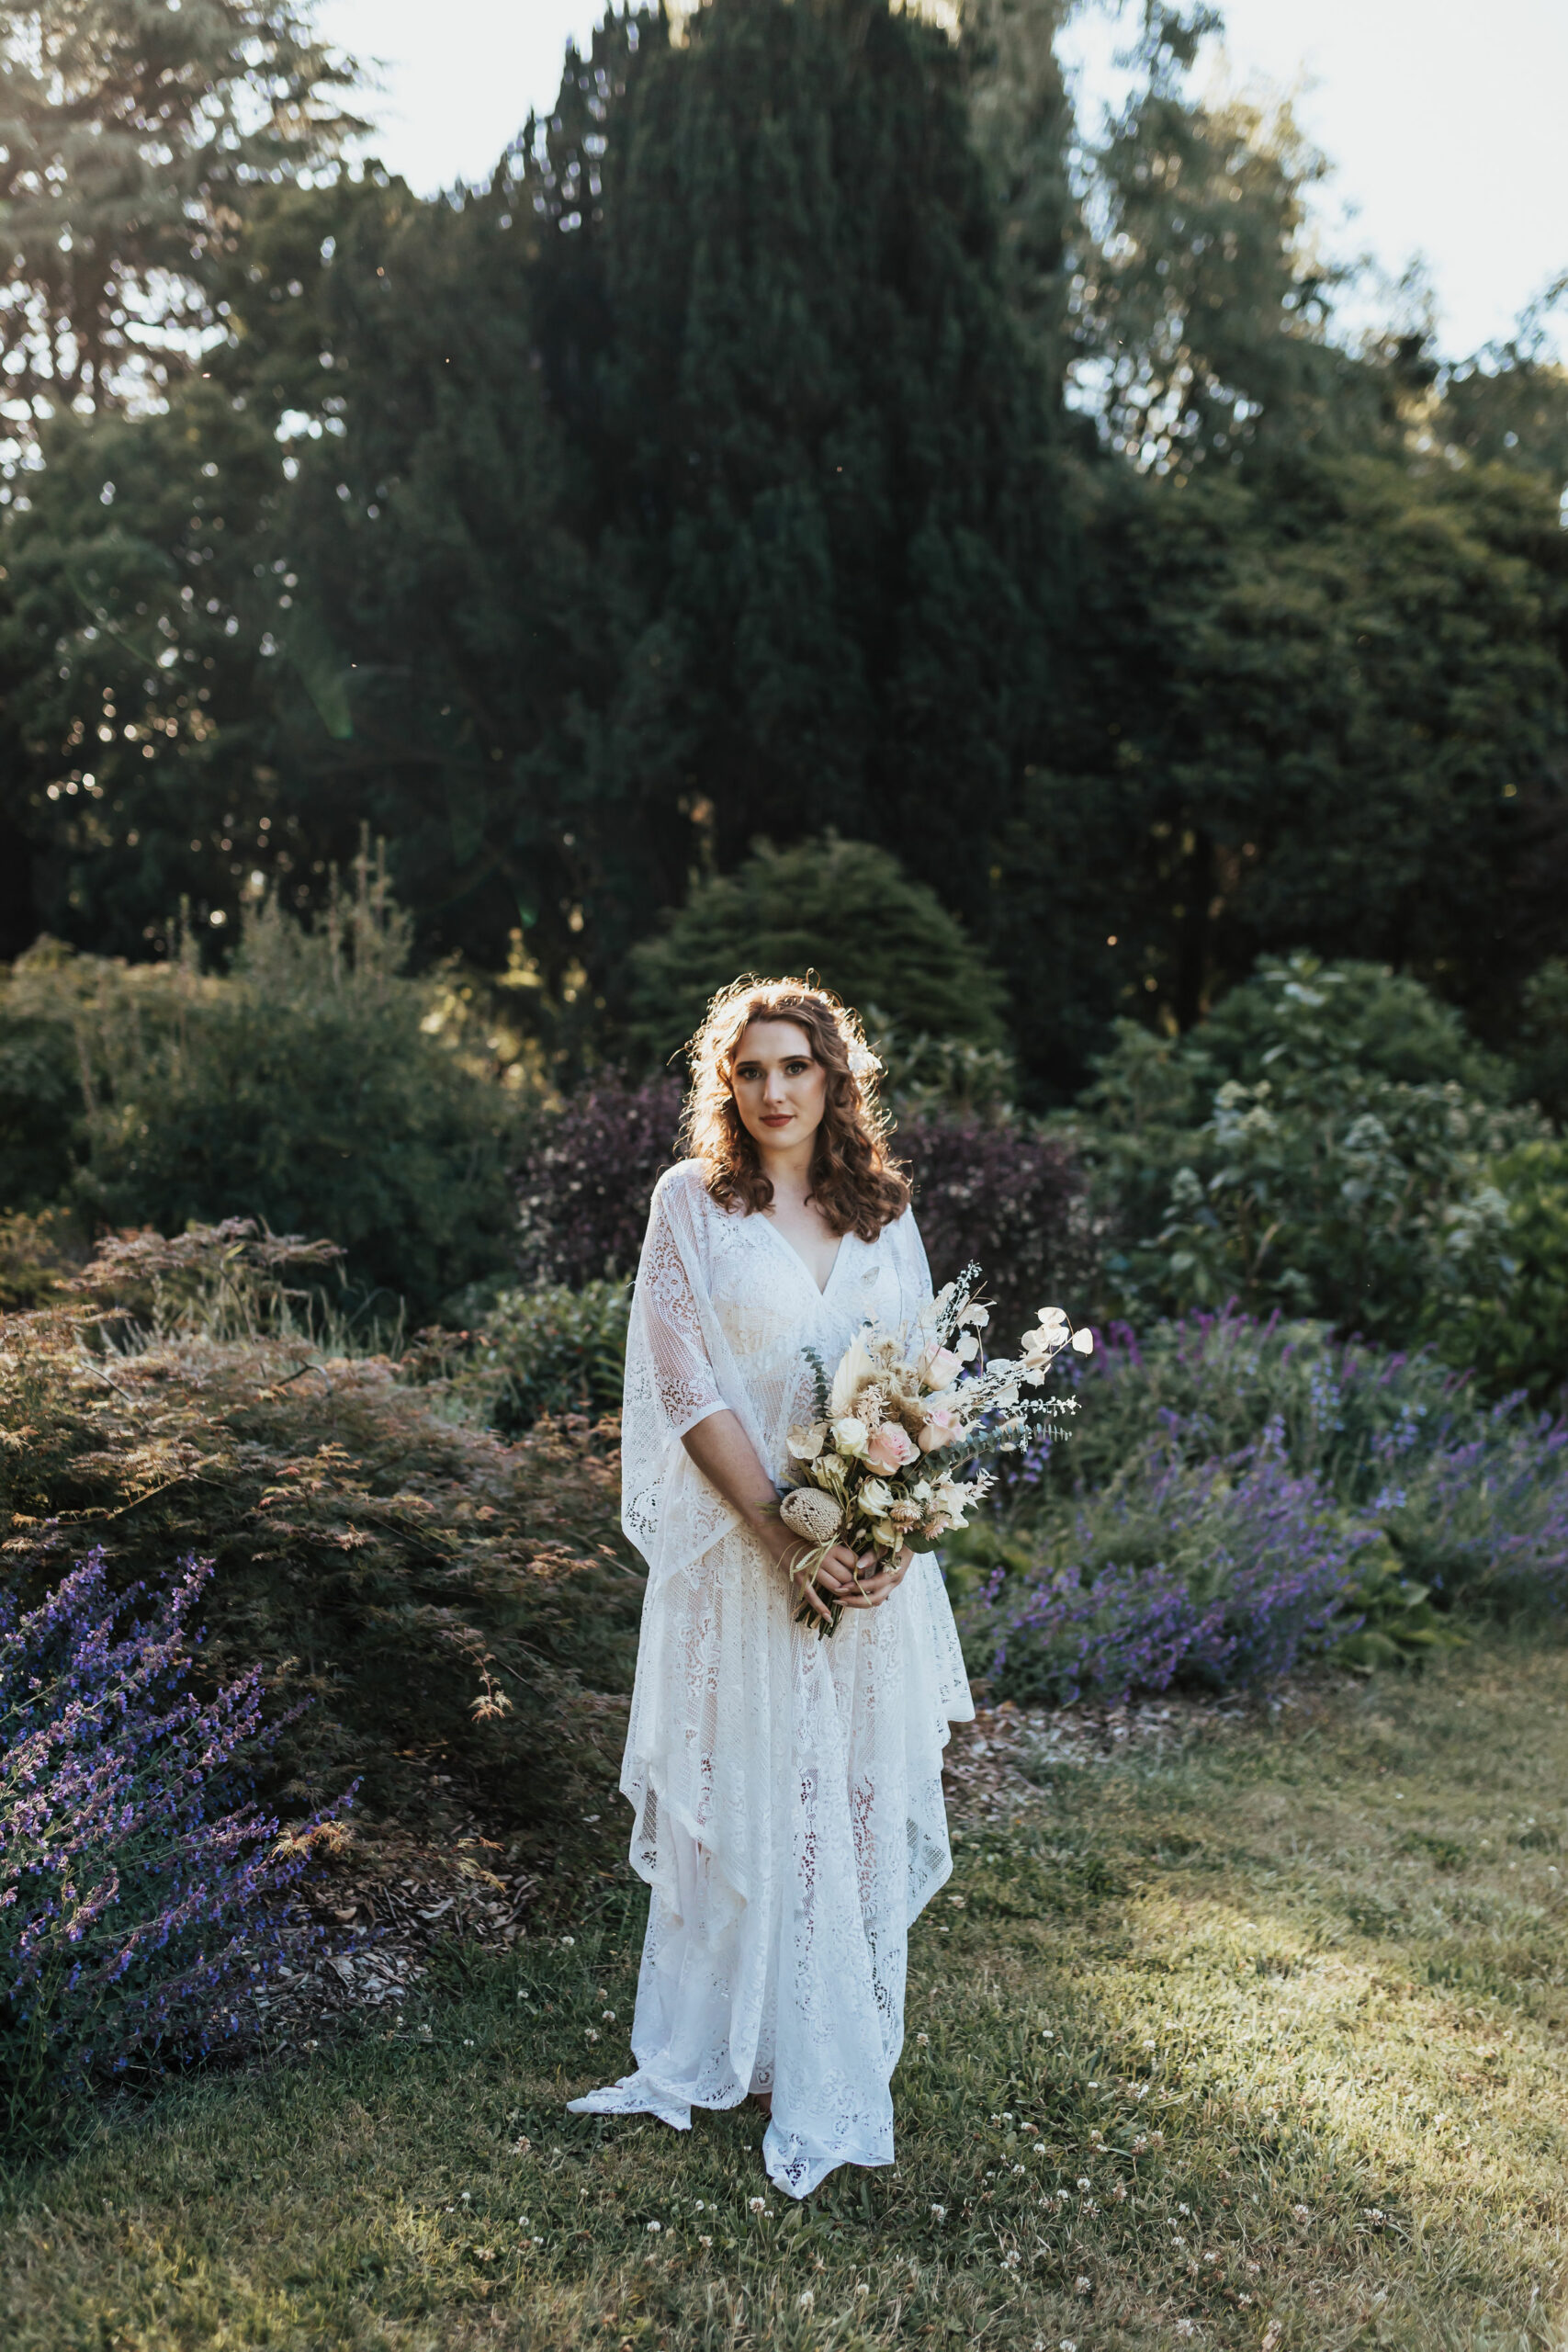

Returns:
758,1212,846,1299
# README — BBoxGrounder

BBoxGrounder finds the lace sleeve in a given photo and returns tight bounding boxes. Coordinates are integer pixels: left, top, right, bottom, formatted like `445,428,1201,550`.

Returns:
897,1204,936,1316
637,1182,727,1440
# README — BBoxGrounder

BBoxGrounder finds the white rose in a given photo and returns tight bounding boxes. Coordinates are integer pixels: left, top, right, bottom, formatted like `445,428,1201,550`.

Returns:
860,1476,895,1515
831,1416,869,1458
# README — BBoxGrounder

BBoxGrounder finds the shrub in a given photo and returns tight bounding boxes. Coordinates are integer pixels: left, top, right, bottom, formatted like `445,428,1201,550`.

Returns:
2,1551,346,2137
513,1073,683,1287
460,1281,634,1435
950,1306,1568,1705
626,834,1010,1066
0,1227,645,1839
897,1116,1091,1349
1076,952,1542,1344
1438,1140,1568,1406
957,1423,1372,1704
2,863,528,1324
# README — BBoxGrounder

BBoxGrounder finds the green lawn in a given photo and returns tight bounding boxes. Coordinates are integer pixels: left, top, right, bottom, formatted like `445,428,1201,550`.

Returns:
7,1635,1568,2350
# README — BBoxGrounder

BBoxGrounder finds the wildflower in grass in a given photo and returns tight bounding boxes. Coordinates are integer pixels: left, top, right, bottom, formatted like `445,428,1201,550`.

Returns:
798,2290,815,2311
931,2204,947,2222
602,2009,616,2021
1012,2163,1026,2176
1002,2250,1021,2268
854,2282,869,2297
585,2028,600,2042
559,1937,575,1948
1075,2274,1091,2293
646,2220,660,2233
1111,2183,1127,2200
1178,2202,1190,2214
1175,2324,1195,2339
1060,2340,1078,2350
749,2197,766,2213
1021,2120,1038,2135
1149,2131,1165,2147
917,2031,930,2046
1077,2176,1092,2189
1292,2203,1312,2222
699,2233,713,2249
1132,2136,1148,2154
460,2192,470,2204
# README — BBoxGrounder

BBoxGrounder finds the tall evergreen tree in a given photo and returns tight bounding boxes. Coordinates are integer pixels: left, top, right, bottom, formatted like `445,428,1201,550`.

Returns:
0,1,358,430
528,0,1064,947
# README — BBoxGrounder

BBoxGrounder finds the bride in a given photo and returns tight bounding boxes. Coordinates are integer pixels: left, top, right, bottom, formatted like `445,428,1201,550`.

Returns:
568,978,974,2199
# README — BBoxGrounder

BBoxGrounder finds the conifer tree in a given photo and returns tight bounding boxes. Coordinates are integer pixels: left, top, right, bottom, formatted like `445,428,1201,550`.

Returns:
0,0,358,430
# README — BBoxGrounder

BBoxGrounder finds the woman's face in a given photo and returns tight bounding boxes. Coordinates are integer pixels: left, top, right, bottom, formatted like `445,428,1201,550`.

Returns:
729,1019,828,1155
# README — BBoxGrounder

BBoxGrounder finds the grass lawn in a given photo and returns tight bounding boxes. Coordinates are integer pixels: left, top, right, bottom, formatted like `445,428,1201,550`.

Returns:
7,1634,1568,2351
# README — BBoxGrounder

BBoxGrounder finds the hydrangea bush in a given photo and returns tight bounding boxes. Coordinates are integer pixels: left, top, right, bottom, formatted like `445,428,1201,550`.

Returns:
1,1551,348,2135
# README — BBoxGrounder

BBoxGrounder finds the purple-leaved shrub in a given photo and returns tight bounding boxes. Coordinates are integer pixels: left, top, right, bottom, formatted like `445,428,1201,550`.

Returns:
513,1074,684,1289
0,1550,348,2136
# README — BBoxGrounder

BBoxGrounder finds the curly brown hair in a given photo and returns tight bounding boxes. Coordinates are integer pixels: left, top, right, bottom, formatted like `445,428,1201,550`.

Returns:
681,978,910,1240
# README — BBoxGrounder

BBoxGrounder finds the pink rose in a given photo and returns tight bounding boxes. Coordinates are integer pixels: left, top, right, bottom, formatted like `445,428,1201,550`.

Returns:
922,1347,963,1389
918,1405,962,1453
865,1420,918,1471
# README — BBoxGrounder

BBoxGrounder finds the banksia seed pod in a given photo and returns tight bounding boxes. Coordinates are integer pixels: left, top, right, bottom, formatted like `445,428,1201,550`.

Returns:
779,1487,842,1544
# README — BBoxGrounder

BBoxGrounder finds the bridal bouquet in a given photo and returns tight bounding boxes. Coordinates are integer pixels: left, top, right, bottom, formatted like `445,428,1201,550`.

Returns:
778,1263,1092,1636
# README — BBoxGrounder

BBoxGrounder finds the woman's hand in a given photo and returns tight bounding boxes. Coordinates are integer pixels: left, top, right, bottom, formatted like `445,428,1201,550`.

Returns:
792,1542,913,1616
841,1545,914,1608
787,1539,865,1623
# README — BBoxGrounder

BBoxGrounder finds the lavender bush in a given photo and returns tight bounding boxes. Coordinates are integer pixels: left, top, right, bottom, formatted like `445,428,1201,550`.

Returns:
953,1306,1568,1705
1,1550,347,2137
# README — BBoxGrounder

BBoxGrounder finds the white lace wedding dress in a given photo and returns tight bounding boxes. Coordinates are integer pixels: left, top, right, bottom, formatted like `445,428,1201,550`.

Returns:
566,1159,974,2198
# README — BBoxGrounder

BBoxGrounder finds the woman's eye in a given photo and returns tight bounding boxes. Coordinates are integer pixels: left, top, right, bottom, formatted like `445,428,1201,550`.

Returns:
784,1061,811,1075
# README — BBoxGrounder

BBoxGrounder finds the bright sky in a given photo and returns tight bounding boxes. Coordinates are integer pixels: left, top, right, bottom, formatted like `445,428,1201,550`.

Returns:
312,0,1568,362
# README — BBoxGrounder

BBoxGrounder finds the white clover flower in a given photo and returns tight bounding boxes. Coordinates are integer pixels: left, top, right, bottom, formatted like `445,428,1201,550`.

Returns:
1060,2341,1078,2351
916,2031,930,2046
1012,2163,1026,2176
585,2028,600,2041
931,2203,947,2222
645,2220,660,2233
854,2282,870,2298
698,2233,713,2248
1001,2250,1021,2268
797,2290,815,2312
694,2199,705,2211
1075,2274,1091,2293
1077,2176,1091,2190
602,2009,615,2021
1175,2324,1196,2340
1292,2202,1312,2222
559,1935,574,1948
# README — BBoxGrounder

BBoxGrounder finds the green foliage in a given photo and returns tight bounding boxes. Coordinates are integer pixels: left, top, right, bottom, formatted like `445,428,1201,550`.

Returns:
1,864,527,1323
1511,958,1568,1125
0,1228,645,1838
0,1,359,426
0,0,1565,1111
459,1282,634,1438
626,835,1010,1066
1075,954,1544,1343
1438,1141,1568,1406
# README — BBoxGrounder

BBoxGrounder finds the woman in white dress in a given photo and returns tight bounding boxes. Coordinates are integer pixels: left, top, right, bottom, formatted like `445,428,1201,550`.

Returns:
568,978,975,2199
